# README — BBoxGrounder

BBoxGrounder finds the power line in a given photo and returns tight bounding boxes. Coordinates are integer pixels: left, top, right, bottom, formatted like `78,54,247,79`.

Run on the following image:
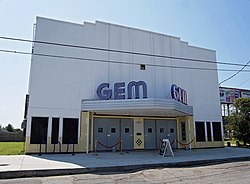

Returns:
0,36,249,68
238,77,250,87
219,60,250,85
1,48,250,72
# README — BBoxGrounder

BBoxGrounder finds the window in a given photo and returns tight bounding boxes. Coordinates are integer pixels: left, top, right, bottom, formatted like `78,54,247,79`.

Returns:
111,128,116,133
30,117,48,144
98,128,103,133
206,122,212,142
213,122,222,141
140,64,146,70
170,128,174,133
148,128,152,133
125,128,129,133
160,128,164,133
181,122,186,141
195,122,205,142
62,118,79,144
51,118,59,144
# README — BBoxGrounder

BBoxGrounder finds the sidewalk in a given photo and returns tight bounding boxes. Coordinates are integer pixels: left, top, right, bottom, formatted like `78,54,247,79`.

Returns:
0,147,250,179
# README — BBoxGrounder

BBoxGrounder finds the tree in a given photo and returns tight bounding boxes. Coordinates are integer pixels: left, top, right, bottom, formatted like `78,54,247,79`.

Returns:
226,98,250,145
14,128,23,133
5,123,14,132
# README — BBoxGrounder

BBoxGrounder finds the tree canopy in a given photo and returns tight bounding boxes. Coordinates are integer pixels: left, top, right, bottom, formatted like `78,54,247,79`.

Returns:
5,123,15,132
226,98,250,145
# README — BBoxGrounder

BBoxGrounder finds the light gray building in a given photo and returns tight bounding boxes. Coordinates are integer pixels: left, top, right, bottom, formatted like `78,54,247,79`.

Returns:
24,17,223,153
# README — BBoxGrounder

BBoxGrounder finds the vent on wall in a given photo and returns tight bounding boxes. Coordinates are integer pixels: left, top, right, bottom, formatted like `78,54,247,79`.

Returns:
140,64,146,70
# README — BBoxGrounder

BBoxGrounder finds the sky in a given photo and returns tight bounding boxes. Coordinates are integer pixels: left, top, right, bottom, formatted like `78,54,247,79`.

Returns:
0,0,249,128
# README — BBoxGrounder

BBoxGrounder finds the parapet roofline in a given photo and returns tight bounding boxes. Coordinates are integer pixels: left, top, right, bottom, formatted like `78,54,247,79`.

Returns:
95,20,181,40
35,16,215,52
220,86,250,91
36,16,85,28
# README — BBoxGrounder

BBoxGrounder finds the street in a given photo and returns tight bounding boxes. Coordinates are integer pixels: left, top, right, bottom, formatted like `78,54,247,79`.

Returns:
0,161,250,184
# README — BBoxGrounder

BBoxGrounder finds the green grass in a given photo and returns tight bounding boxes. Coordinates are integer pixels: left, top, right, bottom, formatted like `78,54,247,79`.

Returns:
0,142,24,155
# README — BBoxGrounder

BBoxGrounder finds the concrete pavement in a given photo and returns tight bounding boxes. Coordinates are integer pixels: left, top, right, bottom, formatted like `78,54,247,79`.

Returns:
0,147,250,179
1,161,250,184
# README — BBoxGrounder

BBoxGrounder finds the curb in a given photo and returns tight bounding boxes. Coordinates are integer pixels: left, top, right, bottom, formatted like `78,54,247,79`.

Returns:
0,156,250,179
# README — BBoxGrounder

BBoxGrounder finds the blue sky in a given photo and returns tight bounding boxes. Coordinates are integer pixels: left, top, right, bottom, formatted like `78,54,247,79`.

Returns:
0,0,249,128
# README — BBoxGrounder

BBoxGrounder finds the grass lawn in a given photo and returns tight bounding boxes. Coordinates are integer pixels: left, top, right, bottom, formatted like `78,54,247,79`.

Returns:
0,142,24,155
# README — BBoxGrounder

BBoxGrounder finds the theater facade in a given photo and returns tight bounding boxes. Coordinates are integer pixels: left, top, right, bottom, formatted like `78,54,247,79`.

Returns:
24,17,223,153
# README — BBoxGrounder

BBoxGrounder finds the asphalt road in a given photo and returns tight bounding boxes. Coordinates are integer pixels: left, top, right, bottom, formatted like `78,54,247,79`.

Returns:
1,161,250,184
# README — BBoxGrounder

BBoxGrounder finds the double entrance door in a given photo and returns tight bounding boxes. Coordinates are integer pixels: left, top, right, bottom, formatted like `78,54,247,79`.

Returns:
94,117,134,151
144,119,177,149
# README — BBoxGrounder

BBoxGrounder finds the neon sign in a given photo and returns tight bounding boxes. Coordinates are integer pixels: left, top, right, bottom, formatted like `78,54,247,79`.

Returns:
97,81,147,100
171,84,187,105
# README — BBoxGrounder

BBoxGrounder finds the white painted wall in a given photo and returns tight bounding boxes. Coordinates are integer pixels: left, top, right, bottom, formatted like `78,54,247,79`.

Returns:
26,17,221,136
